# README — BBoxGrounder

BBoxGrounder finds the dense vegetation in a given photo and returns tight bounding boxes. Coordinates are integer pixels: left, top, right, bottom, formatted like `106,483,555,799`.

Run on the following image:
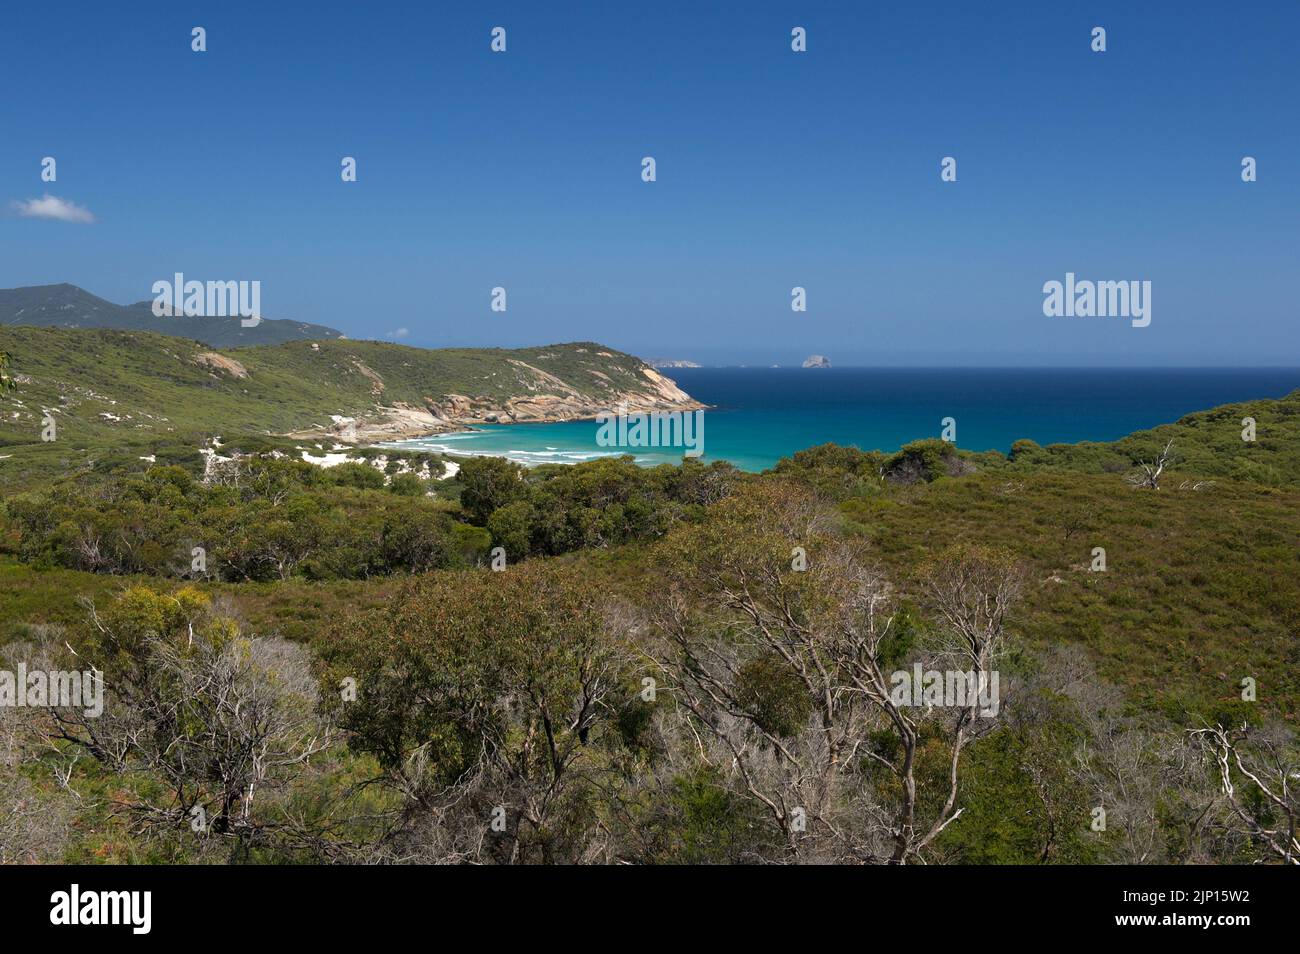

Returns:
6,460,481,581
461,455,740,557
2,351,1298,864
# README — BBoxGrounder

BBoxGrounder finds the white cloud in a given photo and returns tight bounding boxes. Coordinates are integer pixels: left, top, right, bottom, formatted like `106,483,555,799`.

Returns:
386,327,410,339
11,194,96,223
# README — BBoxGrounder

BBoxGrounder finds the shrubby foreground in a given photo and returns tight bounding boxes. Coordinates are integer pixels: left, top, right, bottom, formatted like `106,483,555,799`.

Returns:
2,393,1299,863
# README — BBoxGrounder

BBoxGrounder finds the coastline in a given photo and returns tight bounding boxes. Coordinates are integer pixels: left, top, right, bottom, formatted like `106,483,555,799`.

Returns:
366,368,1300,474
287,367,707,445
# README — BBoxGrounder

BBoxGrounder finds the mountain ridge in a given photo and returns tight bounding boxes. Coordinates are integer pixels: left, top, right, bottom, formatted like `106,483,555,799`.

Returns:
0,283,345,347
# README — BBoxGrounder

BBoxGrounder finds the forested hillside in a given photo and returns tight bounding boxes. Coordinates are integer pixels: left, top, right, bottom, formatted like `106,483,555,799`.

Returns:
2,371,1296,864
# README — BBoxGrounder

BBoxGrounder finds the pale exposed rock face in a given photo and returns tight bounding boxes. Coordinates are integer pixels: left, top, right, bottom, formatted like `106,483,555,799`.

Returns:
351,404,442,442
422,384,703,429
412,366,703,432
287,355,704,443
193,351,249,378
802,354,831,369
329,415,358,442
288,406,428,443
639,367,696,404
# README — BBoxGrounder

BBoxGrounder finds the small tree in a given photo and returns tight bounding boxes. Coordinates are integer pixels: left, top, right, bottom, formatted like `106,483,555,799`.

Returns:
48,586,329,852
646,483,1022,864
458,456,528,524
1126,439,1175,490
1190,723,1300,865
319,562,632,863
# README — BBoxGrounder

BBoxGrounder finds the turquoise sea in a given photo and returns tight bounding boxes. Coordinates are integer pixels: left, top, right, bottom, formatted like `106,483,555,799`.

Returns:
385,368,1300,473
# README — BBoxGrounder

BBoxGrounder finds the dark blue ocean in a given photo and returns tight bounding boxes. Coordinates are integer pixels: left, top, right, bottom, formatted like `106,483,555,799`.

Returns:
389,368,1300,472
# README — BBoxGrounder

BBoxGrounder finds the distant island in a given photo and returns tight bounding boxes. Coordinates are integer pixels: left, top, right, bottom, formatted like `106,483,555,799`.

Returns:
649,358,702,368
802,354,831,368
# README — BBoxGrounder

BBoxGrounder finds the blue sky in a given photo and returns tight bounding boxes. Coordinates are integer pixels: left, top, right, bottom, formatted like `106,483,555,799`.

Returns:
2,0,1296,366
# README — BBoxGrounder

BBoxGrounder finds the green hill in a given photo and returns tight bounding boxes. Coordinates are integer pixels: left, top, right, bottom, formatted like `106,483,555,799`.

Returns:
0,283,344,347
999,391,1300,487
0,326,699,490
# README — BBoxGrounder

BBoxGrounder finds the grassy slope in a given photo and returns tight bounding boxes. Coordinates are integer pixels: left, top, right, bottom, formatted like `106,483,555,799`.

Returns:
231,338,660,407
0,556,400,646
572,457,1299,726
1001,387,1300,486
862,390,1300,721
0,328,672,489
860,472,1299,722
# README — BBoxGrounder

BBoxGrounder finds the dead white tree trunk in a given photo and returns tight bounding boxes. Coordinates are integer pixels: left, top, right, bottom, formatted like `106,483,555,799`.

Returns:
1126,439,1174,490
1190,723,1300,865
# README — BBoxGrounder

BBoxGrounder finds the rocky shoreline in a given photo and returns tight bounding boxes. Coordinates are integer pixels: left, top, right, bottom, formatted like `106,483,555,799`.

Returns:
290,367,707,444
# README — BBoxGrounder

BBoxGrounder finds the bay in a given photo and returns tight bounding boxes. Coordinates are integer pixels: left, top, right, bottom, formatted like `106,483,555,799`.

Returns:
386,367,1300,473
